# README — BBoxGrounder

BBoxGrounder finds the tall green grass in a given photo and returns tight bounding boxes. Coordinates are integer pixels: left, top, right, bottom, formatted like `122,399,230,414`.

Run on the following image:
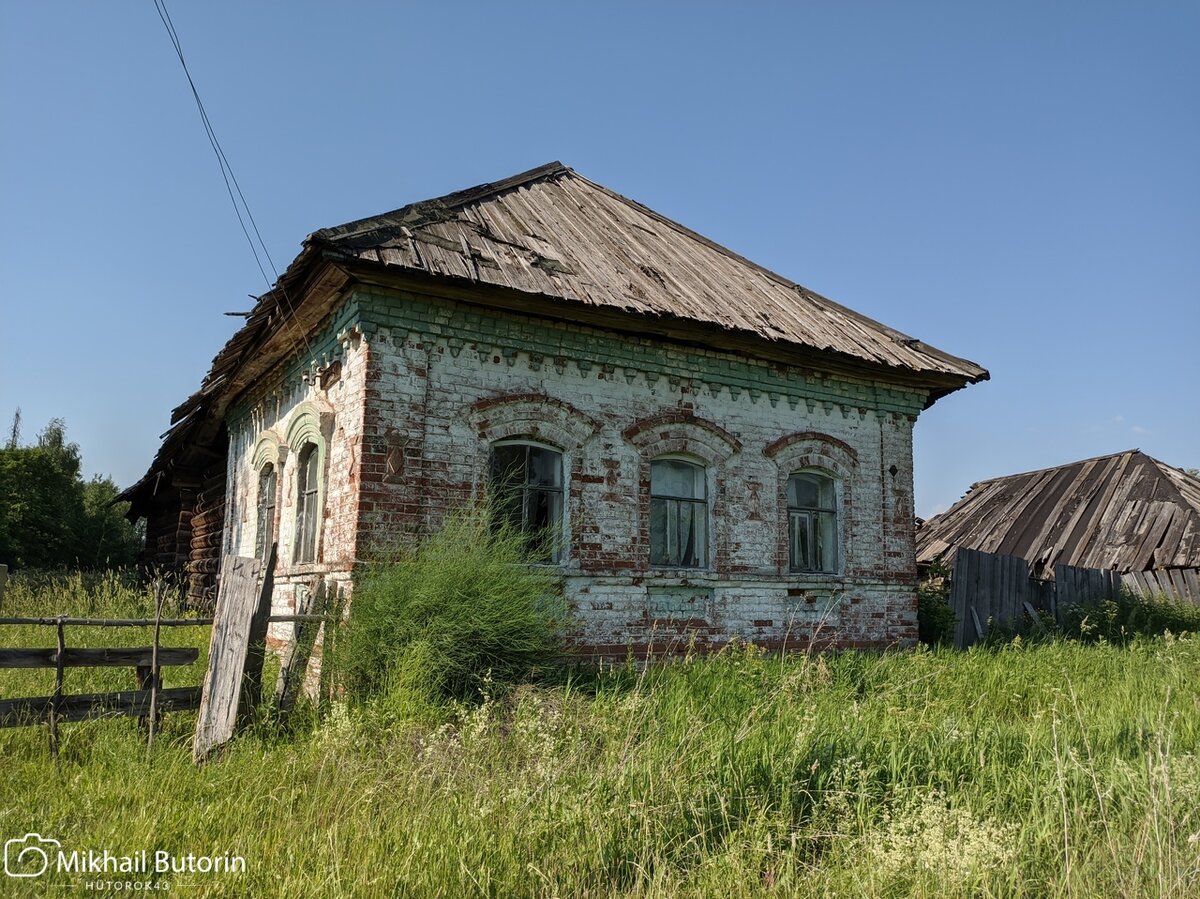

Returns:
1,573,1198,897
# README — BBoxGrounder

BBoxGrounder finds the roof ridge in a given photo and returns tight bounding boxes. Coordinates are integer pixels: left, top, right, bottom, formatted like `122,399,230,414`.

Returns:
313,161,569,243
967,448,1142,488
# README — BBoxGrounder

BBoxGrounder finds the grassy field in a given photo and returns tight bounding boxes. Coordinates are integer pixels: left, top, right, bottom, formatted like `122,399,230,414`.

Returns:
1,574,1198,897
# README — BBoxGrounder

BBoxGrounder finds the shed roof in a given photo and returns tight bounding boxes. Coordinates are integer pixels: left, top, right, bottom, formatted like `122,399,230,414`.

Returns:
916,450,1200,574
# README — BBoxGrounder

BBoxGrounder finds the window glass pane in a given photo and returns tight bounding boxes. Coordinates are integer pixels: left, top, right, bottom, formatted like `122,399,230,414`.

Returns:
789,472,838,571
816,510,837,572
299,446,318,493
649,461,707,567
488,442,564,562
256,465,275,561
528,446,562,487
490,444,525,490
494,484,524,532
788,473,822,509
649,497,707,568
527,487,555,531
651,459,704,499
649,498,669,565
818,476,836,509
527,488,562,561
665,499,680,563
296,445,320,563
301,491,318,562
790,511,811,570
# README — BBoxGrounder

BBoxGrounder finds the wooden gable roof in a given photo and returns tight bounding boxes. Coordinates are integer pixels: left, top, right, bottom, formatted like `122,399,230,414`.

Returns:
316,162,987,387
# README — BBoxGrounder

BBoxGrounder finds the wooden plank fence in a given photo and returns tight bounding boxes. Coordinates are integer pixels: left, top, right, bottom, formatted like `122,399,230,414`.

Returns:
949,547,1200,648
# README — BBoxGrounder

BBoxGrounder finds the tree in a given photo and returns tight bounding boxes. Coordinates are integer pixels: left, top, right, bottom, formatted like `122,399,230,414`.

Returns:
79,476,144,568
0,418,142,570
6,407,20,449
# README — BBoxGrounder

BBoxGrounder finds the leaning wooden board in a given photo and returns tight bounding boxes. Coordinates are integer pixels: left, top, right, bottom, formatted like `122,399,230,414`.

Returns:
193,555,261,763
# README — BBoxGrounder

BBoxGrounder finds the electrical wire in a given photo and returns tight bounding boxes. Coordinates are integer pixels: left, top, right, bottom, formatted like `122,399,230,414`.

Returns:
152,0,315,364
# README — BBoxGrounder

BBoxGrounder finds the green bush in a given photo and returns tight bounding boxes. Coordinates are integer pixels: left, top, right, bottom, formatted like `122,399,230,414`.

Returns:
333,505,566,703
1060,588,1200,643
917,561,957,646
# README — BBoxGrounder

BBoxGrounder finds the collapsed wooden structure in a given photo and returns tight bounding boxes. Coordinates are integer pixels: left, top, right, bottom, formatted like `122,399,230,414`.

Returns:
918,450,1200,578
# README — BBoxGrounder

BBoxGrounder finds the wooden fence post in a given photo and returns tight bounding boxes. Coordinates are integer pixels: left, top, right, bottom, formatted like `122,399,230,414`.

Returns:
50,617,65,762
146,583,166,756
274,579,329,726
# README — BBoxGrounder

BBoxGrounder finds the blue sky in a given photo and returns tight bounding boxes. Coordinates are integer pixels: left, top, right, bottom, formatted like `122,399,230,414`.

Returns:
2,2,1196,518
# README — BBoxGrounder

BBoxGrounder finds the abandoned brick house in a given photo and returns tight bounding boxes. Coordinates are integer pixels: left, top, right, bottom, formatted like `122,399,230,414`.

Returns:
120,162,987,653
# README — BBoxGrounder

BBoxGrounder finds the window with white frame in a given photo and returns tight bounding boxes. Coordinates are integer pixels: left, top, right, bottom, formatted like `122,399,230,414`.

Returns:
489,441,564,562
255,462,277,562
649,458,707,568
787,470,838,573
294,444,320,564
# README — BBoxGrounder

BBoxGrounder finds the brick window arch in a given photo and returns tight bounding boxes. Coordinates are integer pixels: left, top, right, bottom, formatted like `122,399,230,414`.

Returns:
764,432,857,576
623,410,740,571
470,394,598,566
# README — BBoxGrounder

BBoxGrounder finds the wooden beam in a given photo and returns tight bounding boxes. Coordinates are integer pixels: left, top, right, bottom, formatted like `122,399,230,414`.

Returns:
0,647,199,669
0,687,202,728
239,544,277,727
0,616,214,627
274,579,330,724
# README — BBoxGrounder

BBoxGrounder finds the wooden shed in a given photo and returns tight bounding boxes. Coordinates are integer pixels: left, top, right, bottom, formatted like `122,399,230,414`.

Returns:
917,450,1200,577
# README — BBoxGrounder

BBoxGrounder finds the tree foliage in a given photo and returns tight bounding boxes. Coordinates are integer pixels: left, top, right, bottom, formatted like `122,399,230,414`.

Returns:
0,417,142,570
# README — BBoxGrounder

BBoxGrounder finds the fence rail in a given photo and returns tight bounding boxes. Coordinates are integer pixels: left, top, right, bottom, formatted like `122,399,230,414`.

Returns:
0,686,203,727
948,548,1200,648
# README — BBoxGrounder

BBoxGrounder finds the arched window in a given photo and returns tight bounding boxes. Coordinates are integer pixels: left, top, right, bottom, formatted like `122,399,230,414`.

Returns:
787,471,838,573
489,441,564,562
254,463,277,562
295,444,321,563
650,458,707,568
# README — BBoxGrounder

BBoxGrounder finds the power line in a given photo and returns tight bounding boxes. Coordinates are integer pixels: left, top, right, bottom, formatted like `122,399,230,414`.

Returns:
152,0,314,364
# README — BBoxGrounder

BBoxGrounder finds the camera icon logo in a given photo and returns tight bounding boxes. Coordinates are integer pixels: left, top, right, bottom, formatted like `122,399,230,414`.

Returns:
4,833,60,878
